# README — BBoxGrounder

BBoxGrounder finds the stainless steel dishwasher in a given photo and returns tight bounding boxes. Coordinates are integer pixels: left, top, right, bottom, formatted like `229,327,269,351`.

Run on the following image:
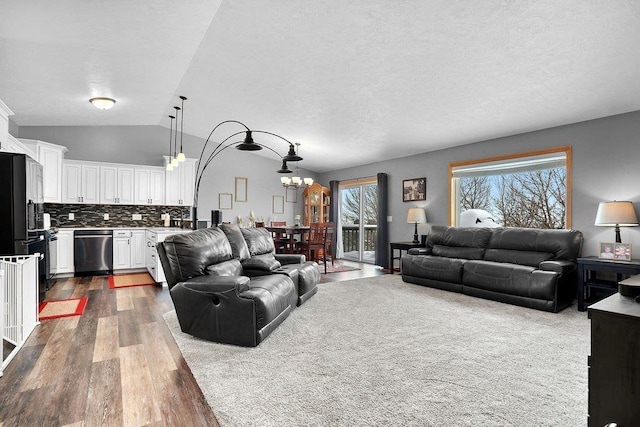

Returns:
74,229,113,275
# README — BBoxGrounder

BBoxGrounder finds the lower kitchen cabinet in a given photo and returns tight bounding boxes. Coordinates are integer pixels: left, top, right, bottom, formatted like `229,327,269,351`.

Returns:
56,230,74,274
113,229,146,270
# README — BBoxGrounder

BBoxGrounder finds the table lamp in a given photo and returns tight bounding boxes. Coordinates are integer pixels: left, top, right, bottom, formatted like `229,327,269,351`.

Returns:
594,200,638,243
407,208,427,244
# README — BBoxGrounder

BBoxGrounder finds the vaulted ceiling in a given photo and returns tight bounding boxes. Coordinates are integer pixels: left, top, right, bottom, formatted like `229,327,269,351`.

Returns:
2,1,639,172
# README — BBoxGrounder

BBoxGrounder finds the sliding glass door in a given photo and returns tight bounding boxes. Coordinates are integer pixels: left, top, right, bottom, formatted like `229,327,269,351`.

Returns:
339,178,377,263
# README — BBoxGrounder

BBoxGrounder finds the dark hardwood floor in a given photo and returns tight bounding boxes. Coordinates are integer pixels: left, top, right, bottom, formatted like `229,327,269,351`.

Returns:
0,261,383,426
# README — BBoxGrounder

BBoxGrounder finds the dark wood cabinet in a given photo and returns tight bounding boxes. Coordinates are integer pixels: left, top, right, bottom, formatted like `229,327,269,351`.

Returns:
588,293,640,426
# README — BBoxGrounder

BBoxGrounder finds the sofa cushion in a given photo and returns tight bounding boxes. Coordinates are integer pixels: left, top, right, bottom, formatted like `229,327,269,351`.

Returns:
484,249,553,268
427,226,492,260
241,227,276,256
487,227,583,262
240,275,296,329
463,260,558,300
401,255,466,284
220,223,251,261
162,228,233,281
206,259,243,276
241,254,282,272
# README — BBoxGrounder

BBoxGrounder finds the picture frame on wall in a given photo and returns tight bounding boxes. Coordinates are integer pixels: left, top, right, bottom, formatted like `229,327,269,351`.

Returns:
219,193,233,210
235,177,248,202
272,195,285,214
403,177,426,202
286,186,297,203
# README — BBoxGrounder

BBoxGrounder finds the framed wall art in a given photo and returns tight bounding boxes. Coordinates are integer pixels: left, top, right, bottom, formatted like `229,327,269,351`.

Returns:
219,193,233,210
403,177,426,202
235,177,248,202
272,195,285,214
286,186,297,203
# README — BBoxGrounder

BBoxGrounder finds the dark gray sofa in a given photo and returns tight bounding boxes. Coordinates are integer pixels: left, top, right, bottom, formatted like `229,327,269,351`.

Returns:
401,225,583,312
156,225,320,346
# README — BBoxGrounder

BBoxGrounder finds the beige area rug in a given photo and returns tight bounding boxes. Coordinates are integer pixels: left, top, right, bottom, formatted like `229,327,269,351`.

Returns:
108,272,156,289
164,275,589,426
38,297,88,320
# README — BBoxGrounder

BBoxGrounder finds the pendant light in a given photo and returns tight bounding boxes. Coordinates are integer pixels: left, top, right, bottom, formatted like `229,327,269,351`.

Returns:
177,95,187,162
171,106,180,167
166,115,175,171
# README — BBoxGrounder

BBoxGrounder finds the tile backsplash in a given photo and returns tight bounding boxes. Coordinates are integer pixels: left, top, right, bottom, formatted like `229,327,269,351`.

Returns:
45,203,191,228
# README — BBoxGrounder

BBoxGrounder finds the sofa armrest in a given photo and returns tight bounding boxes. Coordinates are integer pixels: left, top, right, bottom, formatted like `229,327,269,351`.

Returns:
241,257,282,272
181,275,251,295
408,247,431,255
539,260,576,276
275,254,307,265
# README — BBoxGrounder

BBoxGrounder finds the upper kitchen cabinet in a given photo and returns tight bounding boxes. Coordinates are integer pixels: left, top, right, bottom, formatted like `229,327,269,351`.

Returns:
134,167,165,205
100,164,135,205
62,160,100,204
165,157,196,206
19,139,68,203
0,99,12,151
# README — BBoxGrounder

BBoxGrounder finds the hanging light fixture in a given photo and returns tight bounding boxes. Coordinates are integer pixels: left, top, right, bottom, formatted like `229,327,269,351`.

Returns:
166,115,175,171
280,144,313,188
171,106,180,167
89,97,116,110
177,95,187,162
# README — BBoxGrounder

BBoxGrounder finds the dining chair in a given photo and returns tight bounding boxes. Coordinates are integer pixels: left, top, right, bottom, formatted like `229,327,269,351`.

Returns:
322,222,335,272
254,221,265,228
270,221,288,253
295,222,329,272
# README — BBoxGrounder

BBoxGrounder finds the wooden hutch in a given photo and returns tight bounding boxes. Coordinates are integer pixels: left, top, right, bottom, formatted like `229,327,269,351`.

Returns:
303,183,331,225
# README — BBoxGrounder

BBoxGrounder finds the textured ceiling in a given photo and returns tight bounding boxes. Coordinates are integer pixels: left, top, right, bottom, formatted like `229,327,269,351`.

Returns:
1,1,639,172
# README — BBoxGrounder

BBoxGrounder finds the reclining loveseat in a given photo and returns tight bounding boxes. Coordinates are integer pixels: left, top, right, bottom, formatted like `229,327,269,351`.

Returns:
401,225,583,312
157,224,320,346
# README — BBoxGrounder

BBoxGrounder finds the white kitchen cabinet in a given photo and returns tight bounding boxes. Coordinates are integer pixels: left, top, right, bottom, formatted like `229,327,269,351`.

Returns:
113,230,132,270
134,167,165,205
146,228,189,283
62,160,100,204
130,230,146,268
164,157,196,206
100,164,135,205
19,139,68,203
56,230,75,274
0,99,12,152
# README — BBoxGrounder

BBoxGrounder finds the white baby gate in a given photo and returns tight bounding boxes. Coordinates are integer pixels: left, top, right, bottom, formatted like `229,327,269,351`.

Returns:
1,255,40,377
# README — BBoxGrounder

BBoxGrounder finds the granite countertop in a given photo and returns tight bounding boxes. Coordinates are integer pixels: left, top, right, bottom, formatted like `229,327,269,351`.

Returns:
57,226,189,232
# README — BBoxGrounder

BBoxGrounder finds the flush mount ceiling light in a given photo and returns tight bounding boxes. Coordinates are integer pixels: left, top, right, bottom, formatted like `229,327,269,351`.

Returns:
89,97,116,110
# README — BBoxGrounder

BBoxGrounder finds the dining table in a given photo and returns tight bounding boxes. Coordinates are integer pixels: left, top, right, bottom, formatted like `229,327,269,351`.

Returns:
266,225,310,254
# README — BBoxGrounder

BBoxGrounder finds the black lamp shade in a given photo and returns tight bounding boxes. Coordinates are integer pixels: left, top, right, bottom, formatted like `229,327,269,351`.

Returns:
277,160,293,174
282,144,303,162
236,130,262,151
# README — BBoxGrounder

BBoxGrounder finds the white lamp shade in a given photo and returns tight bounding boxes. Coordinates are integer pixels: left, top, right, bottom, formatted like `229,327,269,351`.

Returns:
171,157,179,167
177,152,186,162
303,177,314,186
166,163,174,171
291,176,301,185
281,177,291,185
407,207,427,224
594,201,639,226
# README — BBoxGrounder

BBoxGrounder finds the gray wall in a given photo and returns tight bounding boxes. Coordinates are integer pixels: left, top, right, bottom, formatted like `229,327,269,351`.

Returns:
319,110,640,258
18,125,318,225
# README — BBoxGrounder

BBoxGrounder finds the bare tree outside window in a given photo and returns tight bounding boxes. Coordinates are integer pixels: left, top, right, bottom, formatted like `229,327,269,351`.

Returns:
459,167,566,229
341,185,378,225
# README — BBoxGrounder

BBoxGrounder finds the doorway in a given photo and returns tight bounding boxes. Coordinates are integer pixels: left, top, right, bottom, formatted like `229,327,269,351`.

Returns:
339,178,377,263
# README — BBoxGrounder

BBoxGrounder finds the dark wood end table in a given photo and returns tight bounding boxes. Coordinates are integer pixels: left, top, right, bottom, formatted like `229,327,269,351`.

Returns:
389,241,424,274
577,256,640,311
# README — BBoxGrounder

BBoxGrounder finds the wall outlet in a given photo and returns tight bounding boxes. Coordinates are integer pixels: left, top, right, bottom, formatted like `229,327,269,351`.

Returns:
387,216,392,222
68,213,75,220
132,214,142,221
103,213,109,220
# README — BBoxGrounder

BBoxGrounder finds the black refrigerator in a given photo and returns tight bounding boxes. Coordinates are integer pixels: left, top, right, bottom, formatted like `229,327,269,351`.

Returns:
0,152,47,301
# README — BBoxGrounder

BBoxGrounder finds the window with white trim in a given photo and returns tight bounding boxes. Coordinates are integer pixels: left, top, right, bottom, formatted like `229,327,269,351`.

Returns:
449,147,571,229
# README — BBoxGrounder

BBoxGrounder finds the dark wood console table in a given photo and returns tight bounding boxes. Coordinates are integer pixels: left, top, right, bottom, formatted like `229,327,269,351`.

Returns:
587,293,640,426
389,241,423,274
577,256,640,311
